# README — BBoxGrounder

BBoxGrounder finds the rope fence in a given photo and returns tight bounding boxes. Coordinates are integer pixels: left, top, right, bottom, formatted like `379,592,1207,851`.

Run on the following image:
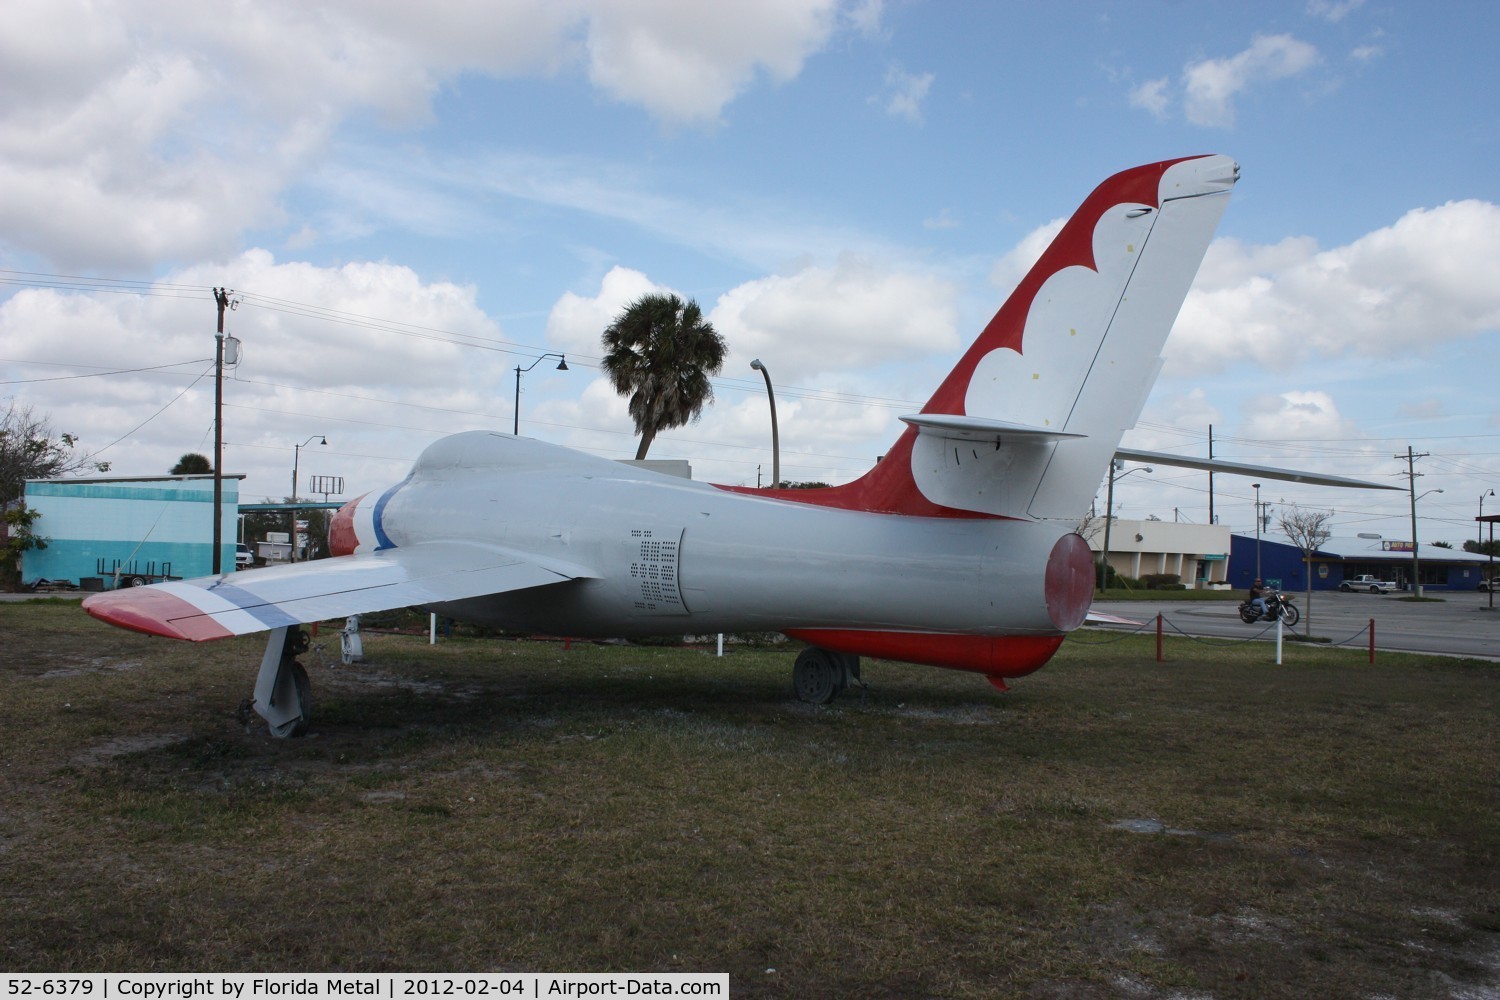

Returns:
1081,612,1379,664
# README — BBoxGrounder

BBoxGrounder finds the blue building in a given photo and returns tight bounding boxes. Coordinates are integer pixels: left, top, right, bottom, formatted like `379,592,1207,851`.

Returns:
22,473,243,588
1230,532,1489,593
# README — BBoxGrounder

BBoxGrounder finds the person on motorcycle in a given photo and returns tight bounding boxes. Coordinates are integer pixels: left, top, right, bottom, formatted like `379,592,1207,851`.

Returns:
1248,579,1268,619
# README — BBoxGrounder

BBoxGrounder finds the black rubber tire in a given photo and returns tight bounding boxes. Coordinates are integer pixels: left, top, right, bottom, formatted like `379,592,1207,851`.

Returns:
793,648,844,705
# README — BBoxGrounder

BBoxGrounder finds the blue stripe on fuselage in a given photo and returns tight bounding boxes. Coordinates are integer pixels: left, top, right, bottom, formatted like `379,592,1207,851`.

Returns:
372,478,408,551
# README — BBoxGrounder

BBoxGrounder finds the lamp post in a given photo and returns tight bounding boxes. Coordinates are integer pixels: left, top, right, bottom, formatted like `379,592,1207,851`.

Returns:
1411,487,1444,596
291,434,326,563
750,359,779,489
1481,490,1495,611
513,353,568,436
1099,462,1151,592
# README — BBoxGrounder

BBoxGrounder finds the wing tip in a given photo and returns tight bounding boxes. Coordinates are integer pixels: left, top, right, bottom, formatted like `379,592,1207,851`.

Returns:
82,589,235,642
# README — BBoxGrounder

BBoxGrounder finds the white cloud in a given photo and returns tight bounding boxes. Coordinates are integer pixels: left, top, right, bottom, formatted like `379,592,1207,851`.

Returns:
0,0,849,270
1128,77,1171,118
843,0,886,38
545,265,673,358
879,64,935,123
1307,0,1366,23
1183,34,1321,127
1242,390,1360,442
584,0,839,125
1168,200,1500,375
989,218,1066,293
923,209,960,231
708,255,960,380
544,256,957,384
0,250,515,500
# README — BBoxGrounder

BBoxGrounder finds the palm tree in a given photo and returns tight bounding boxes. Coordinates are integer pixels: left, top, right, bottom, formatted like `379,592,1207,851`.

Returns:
601,293,727,460
170,452,212,475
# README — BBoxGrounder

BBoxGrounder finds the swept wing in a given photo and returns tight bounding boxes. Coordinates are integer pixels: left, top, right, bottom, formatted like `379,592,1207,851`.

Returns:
82,542,591,641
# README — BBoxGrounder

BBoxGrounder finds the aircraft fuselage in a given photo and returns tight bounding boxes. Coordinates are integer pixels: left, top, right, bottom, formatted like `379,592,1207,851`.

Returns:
352,432,1090,673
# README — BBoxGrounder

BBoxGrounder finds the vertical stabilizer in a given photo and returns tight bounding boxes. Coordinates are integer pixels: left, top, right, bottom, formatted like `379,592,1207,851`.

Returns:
776,155,1237,519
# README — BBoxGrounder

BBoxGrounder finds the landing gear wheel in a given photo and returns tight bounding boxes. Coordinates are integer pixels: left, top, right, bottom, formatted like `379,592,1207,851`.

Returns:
794,647,846,705
1279,603,1300,627
267,661,311,739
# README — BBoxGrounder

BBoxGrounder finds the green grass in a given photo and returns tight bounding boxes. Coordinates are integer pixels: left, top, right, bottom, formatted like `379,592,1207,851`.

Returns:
2,603,1498,997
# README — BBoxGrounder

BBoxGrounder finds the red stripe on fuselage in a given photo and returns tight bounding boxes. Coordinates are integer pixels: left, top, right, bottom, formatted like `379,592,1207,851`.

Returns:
783,628,1066,679
82,588,235,641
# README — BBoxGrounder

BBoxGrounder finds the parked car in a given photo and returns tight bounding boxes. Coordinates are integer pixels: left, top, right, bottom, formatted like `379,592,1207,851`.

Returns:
235,543,254,568
1479,578,1500,592
1340,574,1397,593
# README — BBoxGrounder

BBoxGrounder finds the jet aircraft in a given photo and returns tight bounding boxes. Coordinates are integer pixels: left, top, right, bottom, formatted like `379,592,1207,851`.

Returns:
89,154,1260,736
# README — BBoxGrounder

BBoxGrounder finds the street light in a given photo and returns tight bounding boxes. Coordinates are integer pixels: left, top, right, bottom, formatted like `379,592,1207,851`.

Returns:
291,434,326,563
1253,483,1262,582
750,359,779,489
513,353,568,436
1099,462,1151,592
1481,490,1495,612
1411,487,1444,596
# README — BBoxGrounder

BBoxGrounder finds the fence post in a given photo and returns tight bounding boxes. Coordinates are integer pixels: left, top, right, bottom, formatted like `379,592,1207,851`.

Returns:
1156,613,1164,663
1369,618,1375,665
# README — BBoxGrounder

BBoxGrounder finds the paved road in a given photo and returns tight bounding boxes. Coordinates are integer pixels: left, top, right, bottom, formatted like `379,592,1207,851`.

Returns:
1091,590,1500,660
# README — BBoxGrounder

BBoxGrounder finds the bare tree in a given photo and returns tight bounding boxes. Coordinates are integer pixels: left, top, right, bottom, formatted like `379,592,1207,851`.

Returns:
0,400,110,508
1076,509,1109,590
1278,506,1334,637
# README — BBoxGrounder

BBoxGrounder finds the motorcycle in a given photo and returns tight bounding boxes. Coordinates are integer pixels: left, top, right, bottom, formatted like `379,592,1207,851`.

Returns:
1238,590,1300,626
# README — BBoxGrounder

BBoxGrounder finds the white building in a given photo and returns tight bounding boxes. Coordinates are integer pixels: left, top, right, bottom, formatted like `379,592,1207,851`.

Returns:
1088,517,1231,589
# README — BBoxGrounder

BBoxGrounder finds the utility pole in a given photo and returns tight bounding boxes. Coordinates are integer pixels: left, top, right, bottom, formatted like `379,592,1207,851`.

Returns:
1207,424,1215,525
1397,445,1431,595
212,288,230,575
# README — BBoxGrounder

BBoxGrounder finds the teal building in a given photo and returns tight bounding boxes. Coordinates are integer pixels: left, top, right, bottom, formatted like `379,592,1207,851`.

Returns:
22,474,243,588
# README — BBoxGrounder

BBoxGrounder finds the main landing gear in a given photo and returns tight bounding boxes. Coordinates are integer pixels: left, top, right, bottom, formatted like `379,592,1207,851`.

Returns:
793,647,862,705
251,626,313,738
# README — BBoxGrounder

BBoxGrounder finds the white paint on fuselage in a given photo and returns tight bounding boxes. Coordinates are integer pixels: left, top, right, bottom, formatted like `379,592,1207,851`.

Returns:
370,432,1073,639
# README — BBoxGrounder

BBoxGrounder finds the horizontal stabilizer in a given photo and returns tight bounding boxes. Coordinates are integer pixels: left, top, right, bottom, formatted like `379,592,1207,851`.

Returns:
900,413,1087,444
1114,448,1401,490
1085,610,1145,626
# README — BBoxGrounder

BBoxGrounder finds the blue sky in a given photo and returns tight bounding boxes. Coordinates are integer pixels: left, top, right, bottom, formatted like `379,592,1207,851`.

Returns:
3,0,1498,545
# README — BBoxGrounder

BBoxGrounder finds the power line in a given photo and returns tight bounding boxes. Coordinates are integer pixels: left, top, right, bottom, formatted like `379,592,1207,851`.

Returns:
0,357,213,385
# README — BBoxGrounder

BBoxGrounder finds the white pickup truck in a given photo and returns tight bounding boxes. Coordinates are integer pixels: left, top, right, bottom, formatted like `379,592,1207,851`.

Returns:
1340,574,1398,593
